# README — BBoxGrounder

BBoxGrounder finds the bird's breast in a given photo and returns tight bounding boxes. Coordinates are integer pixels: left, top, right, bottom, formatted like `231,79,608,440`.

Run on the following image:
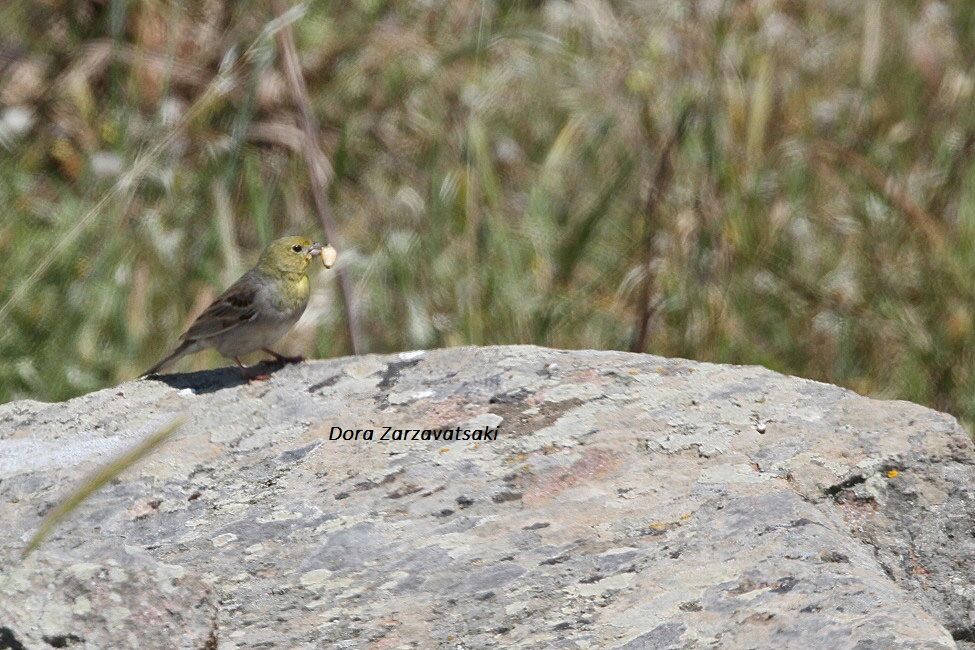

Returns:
273,274,310,318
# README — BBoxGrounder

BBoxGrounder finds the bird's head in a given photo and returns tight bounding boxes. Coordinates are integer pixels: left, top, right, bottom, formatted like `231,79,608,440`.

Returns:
258,236,324,276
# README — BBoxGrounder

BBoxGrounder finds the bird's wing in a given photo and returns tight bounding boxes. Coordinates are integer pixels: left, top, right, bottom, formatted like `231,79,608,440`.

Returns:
180,273,261,342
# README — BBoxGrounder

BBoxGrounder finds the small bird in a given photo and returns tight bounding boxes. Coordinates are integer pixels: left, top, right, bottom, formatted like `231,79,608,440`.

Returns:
143,235,336,378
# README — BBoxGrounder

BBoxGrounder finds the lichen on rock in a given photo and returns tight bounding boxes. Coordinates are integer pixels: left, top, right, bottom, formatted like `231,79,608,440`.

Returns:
1,346,973,647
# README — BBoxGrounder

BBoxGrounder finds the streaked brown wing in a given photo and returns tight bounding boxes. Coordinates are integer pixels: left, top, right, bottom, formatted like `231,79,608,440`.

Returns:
180,274,259,342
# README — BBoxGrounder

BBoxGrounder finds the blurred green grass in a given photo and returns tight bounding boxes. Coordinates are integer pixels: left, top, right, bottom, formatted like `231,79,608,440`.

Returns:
3,1,975,428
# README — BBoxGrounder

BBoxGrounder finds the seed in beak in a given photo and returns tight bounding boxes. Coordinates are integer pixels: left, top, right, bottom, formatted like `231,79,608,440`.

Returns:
320,245,337,269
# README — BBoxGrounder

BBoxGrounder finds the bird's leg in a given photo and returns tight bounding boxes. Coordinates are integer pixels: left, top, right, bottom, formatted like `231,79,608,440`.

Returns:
262,348,304,365
236,357,270,382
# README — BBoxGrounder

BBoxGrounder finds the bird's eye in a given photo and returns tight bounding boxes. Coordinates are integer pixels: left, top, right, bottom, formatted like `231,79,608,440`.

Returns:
292,244,303,252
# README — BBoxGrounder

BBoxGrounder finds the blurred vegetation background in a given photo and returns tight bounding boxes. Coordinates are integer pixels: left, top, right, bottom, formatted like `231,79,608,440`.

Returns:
3,1,975,427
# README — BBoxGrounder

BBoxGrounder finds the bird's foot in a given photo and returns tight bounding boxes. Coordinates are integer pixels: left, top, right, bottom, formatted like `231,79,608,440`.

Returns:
236,357,272,382
238,366,272,382
262,348,304,365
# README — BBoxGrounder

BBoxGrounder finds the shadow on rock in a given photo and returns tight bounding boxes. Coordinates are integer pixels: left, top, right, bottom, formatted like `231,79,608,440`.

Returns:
143,360,290,394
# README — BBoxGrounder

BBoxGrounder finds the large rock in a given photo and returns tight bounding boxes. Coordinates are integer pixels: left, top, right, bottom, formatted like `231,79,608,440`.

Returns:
1,346,973,648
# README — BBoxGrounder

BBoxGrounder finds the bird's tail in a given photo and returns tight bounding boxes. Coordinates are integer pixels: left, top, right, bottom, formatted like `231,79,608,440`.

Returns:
142,340,196,377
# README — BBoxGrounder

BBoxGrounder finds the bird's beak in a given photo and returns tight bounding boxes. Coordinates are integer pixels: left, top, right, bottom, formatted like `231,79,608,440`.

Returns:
308,242,324,257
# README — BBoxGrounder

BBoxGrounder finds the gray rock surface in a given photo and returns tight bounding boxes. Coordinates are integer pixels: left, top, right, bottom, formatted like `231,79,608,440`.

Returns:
1,345,974,649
